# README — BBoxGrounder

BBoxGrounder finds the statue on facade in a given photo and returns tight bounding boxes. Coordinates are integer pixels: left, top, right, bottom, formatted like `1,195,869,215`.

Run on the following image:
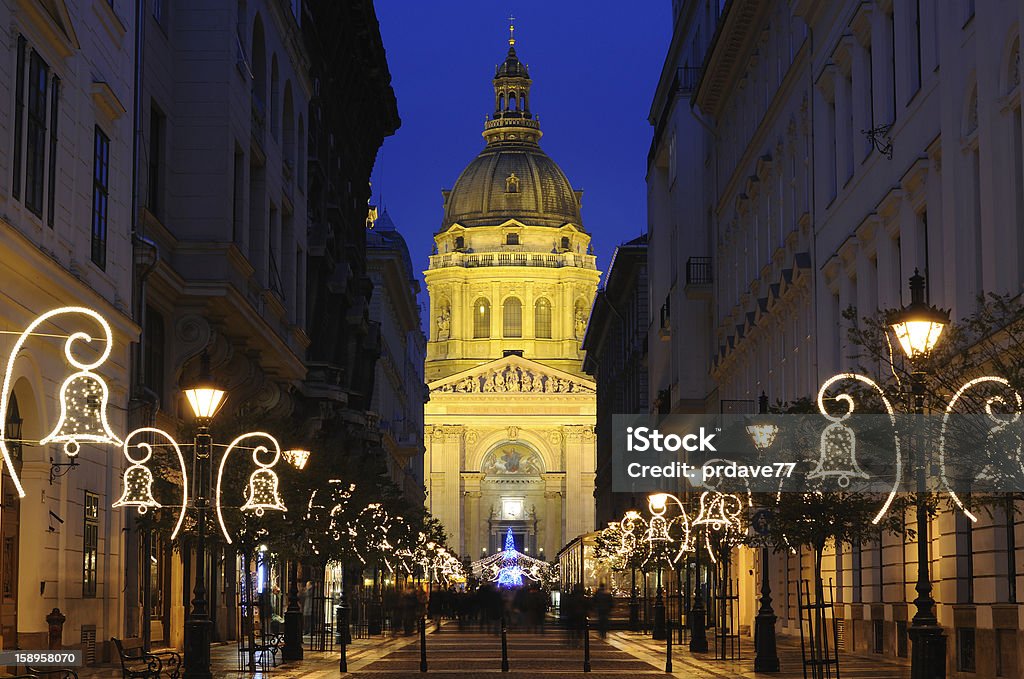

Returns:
520,370,533,392
574,308,587,338
436,305,450,340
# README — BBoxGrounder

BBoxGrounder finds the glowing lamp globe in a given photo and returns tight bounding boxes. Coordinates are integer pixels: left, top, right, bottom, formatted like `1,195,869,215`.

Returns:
887,270,949,360
283,448,311,470
184,352,227,420
648,493,669,512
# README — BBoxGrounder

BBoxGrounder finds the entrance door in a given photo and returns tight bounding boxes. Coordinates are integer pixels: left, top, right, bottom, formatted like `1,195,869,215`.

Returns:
1,393,21,648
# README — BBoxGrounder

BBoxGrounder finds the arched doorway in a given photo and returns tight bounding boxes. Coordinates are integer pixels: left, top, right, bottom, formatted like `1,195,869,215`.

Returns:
2,392,22,648
480,443,544,556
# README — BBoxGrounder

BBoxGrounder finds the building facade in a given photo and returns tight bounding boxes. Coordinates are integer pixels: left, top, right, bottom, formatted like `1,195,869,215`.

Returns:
581,234,649,528
0,0,138,657
131,0,312,648
367,209,426,504
648,1,1024,675
423,34,600,561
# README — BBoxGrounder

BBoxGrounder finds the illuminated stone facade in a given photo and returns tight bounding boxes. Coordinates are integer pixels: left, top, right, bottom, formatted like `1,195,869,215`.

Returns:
424,33,600,560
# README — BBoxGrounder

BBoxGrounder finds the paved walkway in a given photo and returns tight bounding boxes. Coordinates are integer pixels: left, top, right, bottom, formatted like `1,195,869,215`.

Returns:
347,623,663,678
36,623,913,678
607,630,911,679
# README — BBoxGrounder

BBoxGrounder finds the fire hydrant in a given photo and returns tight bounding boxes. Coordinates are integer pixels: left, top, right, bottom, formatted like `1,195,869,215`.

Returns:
46,608,65,650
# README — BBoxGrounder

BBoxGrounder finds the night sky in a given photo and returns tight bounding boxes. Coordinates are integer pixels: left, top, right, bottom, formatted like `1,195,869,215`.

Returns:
371,1,672,325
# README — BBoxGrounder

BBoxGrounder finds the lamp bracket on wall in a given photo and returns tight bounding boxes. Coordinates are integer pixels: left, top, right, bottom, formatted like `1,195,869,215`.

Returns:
49,456,79,484
862,123,894,160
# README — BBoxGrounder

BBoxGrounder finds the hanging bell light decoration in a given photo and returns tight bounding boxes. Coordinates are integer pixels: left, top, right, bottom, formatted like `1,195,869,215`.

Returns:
114,428,190,538
216,432,287,543
239,446,287,516
1,308,119,499
809,378,873,488
691,491,743,532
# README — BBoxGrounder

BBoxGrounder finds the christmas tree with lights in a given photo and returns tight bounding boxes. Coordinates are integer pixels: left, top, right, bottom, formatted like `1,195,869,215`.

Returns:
495,527,524,588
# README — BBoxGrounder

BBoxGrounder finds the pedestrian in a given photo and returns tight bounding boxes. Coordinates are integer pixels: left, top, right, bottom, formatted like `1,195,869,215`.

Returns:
302,580,314,633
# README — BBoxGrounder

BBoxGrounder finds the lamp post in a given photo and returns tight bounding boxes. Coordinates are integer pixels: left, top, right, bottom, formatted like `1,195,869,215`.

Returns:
887,270,950,679
282,448,310,661
645,493,690,644
182,354,227,679
750,392,780,672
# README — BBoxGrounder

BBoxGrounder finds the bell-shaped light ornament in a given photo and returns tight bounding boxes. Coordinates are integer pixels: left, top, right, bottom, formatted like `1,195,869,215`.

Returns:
41,371,123,456
692,491,735,531
807,421,870,488
646,514,672,542
241,467,286,516
113,463,161,513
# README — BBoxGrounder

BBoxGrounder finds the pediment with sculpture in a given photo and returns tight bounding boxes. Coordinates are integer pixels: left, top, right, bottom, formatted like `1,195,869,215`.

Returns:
429,355,595,396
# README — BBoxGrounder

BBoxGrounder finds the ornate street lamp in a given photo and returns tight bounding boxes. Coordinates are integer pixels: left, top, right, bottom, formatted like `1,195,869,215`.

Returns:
749,391,779,673
888,270,950,679
282,449,313,661
645,493,692,643
182,352,226,679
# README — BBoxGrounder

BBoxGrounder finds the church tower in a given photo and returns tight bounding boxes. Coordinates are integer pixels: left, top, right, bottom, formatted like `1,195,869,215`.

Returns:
423,25,600,561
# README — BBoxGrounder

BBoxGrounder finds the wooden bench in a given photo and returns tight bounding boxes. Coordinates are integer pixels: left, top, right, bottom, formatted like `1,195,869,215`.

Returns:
111,637,181,679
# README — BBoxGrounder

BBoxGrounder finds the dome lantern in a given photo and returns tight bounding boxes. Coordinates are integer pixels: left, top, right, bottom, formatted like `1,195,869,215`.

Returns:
440,26,583,231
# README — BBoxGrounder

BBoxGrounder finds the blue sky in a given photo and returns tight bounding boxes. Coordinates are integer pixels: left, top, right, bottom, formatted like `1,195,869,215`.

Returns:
371,1,672,324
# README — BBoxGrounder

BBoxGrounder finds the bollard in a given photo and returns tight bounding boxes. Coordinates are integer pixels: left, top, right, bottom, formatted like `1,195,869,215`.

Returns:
419,616,427,673
337,605,347,673
46,608,65,650
583,617,591,673
665,619,672,674
500,614,509,672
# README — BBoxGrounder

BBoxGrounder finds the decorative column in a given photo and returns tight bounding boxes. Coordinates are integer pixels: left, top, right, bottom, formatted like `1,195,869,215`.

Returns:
543,474,563,558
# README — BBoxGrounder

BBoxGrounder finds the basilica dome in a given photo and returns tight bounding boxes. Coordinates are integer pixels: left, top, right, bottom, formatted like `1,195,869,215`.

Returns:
440,42,583,231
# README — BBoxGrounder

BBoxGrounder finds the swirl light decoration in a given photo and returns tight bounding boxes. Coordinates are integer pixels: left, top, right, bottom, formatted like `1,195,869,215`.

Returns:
816,373,901,524
939,376,1023,523
646,492,693,563
1,307,121,498
113,427,190,539
215,432,288,543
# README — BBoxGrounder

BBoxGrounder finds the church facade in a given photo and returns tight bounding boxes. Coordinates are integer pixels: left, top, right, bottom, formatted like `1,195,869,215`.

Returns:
423,32,600,562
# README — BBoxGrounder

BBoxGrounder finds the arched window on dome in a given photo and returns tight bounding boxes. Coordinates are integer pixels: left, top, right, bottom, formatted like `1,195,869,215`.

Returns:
498,94,505,111
535,298,552,338
519,94,526,112
510,92,518,111
474,298,491,338
503,297,522,338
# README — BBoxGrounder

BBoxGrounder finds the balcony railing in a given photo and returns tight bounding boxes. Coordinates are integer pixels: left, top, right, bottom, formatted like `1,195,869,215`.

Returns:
685,256,713,286
428,251,597,270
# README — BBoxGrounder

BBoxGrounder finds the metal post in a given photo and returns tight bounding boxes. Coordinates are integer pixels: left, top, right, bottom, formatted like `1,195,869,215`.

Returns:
141,520,152,652
676,566,684,645
629,566,639,631
653,566,666,640
754,545,780,671
501,613,509,672
183,425,212,679
583,615,591,672
337,605,347,672
689,541,708,653
665,618,672,673
283,560,303,660
339,583,351,672
908,371,946,679
419,615,427,672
